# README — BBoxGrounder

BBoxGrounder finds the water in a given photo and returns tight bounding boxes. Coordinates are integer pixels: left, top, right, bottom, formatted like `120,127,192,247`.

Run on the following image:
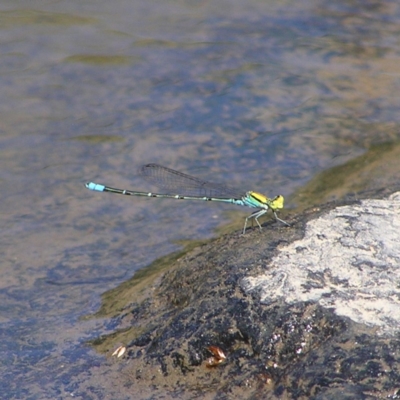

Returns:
1,0,400,398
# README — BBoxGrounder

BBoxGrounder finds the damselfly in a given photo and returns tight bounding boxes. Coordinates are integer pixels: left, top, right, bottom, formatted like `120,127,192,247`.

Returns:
85,164,289,234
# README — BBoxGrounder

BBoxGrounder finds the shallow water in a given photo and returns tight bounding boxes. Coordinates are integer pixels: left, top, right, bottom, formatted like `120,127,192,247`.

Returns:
1,0,400,398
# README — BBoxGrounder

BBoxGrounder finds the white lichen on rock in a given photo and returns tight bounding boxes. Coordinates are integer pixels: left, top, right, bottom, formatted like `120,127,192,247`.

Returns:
242,192,400,335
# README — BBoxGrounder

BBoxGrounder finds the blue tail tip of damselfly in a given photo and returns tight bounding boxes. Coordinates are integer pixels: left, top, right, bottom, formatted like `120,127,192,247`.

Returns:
86,182,106,192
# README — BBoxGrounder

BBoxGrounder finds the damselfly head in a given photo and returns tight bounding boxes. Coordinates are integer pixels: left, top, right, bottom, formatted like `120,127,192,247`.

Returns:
270,195,284,210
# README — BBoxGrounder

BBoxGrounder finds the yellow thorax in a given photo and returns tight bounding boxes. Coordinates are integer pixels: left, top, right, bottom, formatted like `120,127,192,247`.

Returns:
249,192,285,210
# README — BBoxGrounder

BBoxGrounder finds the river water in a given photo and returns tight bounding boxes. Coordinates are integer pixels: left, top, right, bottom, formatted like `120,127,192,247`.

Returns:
1,0,400,398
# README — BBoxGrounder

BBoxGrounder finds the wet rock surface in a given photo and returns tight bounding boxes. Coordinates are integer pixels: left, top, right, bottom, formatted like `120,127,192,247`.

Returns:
93,187,400,399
